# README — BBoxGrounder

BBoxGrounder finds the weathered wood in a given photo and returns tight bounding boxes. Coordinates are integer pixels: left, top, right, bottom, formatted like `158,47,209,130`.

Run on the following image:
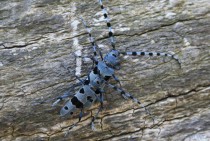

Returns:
0,0,210,140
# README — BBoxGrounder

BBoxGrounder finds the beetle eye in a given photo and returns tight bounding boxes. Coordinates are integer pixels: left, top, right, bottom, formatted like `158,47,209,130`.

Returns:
112,54,116,57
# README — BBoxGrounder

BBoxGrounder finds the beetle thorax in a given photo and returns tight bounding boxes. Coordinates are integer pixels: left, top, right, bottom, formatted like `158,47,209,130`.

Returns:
103,50,120,69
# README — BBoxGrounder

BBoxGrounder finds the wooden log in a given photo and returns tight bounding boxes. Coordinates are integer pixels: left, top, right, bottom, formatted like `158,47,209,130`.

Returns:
0,0,210,140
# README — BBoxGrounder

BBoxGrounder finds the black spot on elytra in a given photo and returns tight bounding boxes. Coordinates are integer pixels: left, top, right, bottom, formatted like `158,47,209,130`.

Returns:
79,88,85,94
64,106,68,110
70,112,73,115
71,97,83,108
93,67,98,74
84,79,90,85
141,52,145,55
87,96,93,102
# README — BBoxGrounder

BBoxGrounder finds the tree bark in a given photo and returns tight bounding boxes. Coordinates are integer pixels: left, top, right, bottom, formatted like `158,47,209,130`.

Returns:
0,0,210,140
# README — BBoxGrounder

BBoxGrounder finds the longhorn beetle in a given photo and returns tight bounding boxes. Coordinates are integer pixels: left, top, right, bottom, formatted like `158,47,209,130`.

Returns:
49,0,181,135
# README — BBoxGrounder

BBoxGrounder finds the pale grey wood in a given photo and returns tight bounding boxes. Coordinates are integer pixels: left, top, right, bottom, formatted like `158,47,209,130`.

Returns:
0,0,210,140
